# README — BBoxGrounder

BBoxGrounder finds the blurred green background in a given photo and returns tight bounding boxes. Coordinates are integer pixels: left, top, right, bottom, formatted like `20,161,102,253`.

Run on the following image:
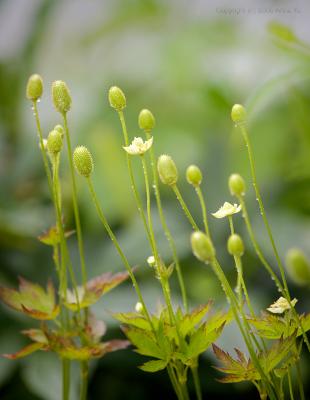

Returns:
0,0,310,398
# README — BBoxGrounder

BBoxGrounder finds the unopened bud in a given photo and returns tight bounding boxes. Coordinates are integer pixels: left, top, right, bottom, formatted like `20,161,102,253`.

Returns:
231,104,246,124
135,302,144,313
108,86,126,111
191,231,215,263
54,124,64,137
147,256,156,267
47,130,63,155
26,74,43,101
285,248,310,286
73,146,94,178
138,109,155,132
228,173,246,197
186,165,202,187
157,155,178,186
227,234,244,257
52,80,72,114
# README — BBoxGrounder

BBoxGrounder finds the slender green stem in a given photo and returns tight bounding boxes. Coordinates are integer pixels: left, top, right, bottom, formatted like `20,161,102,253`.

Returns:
295,359,305,400
62,358,70,400
63,114,87,286
168,365,184,400
191,366,202,400
240,124,289,295
172,185,199,231
80,361,88,400
117,111,153,247
145,130,188,312
86,177,154,332
287,369,295,400
195,186,210,237
239,196,310,352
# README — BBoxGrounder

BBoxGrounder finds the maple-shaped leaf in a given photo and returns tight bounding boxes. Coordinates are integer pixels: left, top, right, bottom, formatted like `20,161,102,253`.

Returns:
3,342,47,360
64,271,129,311
248,312,310,339
139,359,168,372
260,334,296,372
0,278,59,320
212,344,259,383
113,311,152,330
122,326,165,359
179,302,213,337
38,225,74,246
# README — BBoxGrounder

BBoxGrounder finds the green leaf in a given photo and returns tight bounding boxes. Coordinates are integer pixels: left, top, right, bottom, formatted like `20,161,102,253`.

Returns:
139,359,168,372
38,225,74,246
205,309,233,336
122,326,164,359
0,278,59,320
179,302,212,337
262,334,296,372
113,312,151,330
22,329,48,344
186,322,225,359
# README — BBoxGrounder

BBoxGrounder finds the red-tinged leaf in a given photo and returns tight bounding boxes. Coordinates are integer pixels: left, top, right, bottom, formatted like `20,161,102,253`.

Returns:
0,278,59,320
86,271,129,296
3,342,45,359
64,271,130,311
105,340,130,353
21,329,48,344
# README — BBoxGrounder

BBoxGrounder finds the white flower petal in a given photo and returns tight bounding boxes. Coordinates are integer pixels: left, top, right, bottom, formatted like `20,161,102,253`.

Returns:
212,202,242,219
123,136,153,155
66,286,85,304
267,297,297,314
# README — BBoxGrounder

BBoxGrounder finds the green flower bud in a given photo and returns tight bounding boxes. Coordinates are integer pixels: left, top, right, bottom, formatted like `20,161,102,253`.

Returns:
227,234,244,257
47,130,63,155
26,74,43,101
231,104,246,124
52,80,72,114
228,173,246,196
191,231,215,263
138,109,155,132
73,146,94,178
54,124,64,137
108,86,126,111
186,165,202,187
157,155,178,186
285,248,310,286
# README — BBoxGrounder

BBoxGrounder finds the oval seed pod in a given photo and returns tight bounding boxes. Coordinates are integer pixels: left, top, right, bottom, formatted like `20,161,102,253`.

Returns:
157,155,178,186
108,86,126,111
228,173,246,197
26,74,43,101
52,80,72,114
227,234,244,257
73,146,94,178
191,231,215,263
231,104,246,124
186,165,202,187
47,129,63,155
138,109,155,132
285,248,310,286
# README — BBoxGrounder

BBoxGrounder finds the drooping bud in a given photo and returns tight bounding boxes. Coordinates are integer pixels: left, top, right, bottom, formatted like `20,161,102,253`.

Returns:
228,173,246,197
157,155,178,186
73,146,94,178
138,109,155,132
54,124,64,137
186,165,202,187
52,80,72,114
227,234,244,257
26,74,43,101
108,86,126,111
47,130,63,155
135,302,144,313
191,231,215,263
285,248,310,286
231,104,246,124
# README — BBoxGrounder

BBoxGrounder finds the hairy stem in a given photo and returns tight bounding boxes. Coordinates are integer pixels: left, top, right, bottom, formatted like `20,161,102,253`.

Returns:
172,185,199,231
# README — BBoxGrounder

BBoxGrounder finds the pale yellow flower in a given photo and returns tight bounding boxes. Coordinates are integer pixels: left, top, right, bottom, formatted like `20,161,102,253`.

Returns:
212,202,242,219
123,136,153,155
267,297,298,314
